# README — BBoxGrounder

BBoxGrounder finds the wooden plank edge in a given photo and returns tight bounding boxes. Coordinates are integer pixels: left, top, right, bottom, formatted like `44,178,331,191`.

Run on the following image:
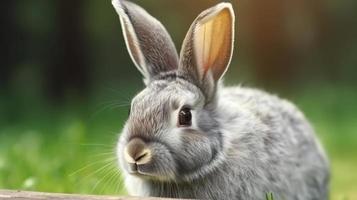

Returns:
0,190,182,200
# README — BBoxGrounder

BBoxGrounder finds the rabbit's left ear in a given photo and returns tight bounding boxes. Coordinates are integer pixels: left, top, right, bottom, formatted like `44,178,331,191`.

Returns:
112,0,179,83
179,3,234,99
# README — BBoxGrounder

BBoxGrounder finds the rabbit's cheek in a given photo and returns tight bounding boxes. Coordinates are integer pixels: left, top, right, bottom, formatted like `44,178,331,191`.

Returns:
142,143,176,177
175,132,213,172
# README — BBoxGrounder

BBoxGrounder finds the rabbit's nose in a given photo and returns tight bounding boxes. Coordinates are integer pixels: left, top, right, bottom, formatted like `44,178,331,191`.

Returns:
124,138,152,165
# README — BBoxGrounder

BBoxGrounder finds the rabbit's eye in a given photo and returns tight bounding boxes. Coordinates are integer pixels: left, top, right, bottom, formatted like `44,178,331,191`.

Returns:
178,107,192,126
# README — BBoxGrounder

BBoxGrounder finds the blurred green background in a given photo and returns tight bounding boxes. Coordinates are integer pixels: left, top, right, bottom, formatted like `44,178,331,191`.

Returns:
0,0,356,199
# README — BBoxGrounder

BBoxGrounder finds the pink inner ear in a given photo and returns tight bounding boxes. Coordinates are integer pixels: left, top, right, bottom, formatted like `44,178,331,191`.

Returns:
194,8,233,81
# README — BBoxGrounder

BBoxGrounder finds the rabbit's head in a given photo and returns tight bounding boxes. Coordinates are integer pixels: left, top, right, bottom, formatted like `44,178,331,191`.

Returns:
112,0,234,182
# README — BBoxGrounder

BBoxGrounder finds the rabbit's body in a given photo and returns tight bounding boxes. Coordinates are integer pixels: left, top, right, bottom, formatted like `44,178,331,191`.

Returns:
112,0,330,199
124,86,329,200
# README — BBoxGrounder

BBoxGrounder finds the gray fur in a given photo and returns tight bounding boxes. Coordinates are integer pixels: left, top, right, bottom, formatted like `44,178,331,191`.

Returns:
112,1,330,199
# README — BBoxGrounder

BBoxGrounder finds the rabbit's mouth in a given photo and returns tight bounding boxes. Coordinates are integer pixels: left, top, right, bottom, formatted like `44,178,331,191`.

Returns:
127,163,139,174
127,163,148,177
127,163,148,176
126,162,174,181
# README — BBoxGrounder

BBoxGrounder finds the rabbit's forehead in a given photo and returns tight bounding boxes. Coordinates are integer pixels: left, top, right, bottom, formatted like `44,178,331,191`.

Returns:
131,81,202,110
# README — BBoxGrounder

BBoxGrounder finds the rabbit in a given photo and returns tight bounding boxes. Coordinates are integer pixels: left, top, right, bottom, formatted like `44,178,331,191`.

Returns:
112,0,330,199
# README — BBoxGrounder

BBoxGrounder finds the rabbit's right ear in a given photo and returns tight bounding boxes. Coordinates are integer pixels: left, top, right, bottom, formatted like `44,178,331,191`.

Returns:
112,0,179,83
179,3,234,100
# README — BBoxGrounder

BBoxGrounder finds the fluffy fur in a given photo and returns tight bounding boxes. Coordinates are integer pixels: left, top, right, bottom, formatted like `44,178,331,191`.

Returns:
112,0,330,199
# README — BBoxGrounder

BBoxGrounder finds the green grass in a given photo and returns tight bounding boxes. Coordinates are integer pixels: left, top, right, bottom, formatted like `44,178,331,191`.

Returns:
0,92,129,195
266,192,274,200
0,85,356,198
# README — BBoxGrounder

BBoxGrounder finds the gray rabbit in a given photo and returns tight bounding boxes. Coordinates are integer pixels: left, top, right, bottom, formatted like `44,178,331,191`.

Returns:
112,0,330,199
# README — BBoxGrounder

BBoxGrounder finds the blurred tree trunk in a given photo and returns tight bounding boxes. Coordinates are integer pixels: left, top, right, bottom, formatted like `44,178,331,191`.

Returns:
243,0,296,87
241,0,328,88
0,1,18,90
47,0,88,100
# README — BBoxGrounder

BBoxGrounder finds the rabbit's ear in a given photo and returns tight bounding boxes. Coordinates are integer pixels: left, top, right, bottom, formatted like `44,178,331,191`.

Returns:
179,3,234,98
112,0,179,83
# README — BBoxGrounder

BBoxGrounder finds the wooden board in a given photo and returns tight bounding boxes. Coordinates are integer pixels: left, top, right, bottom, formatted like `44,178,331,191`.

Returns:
0,190,181,200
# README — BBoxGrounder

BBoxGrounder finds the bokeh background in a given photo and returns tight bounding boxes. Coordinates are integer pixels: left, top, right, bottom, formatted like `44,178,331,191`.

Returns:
1,0,356,198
